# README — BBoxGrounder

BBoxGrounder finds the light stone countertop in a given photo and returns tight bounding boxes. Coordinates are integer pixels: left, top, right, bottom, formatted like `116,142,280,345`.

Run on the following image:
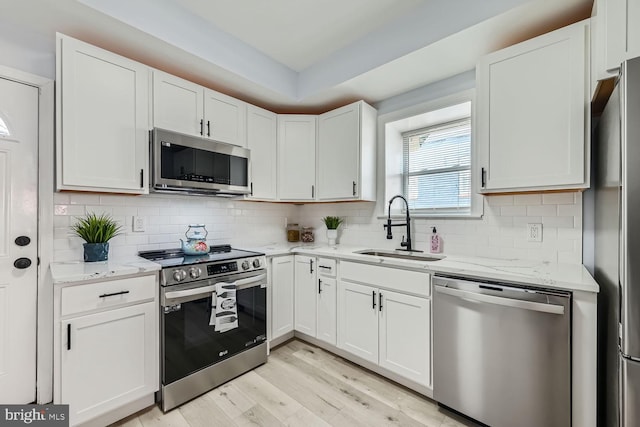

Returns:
50,256,161,285
249,243,599,293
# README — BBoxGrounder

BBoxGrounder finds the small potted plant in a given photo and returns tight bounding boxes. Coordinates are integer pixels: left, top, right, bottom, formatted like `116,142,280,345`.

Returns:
322,216,344,246
71,213,123,262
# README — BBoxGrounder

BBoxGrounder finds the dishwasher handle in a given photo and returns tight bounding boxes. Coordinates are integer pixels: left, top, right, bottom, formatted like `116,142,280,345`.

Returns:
434,285,565,315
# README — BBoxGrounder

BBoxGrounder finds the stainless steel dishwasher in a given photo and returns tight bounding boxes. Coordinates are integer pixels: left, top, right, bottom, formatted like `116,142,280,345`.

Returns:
433,275,571,427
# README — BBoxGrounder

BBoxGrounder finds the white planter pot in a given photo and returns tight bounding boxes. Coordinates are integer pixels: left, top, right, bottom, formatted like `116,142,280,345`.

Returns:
326,229,338,246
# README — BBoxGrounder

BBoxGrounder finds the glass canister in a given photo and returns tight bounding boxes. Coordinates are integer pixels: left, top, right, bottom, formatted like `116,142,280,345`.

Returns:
301,226,314,243
286,223,300,242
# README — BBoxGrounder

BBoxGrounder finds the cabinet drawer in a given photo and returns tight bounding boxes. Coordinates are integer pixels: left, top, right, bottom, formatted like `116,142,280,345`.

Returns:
341,261,430,297
317,258,337,277
61,275,156,317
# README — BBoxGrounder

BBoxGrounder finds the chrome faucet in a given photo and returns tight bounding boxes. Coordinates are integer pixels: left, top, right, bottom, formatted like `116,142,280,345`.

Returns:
384,195,421,252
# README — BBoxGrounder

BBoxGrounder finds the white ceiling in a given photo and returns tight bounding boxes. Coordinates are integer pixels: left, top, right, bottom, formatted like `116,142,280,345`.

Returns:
0,0,591,113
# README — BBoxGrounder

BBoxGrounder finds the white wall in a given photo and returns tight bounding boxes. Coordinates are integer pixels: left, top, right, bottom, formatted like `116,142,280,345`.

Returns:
53,192,298,262
299,192,583,264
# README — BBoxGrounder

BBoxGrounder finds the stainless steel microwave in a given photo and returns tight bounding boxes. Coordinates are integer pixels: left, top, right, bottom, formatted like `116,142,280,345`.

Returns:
151,128,251,196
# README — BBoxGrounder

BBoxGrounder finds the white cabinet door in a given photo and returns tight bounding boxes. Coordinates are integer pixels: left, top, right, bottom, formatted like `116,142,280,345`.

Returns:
294,255,317,336
204,89,247,147
317,101,377,201
317,103,360,200
476,21,588,192
317,276,337,346
246,105,277,200
604,0,640,72
337,281,378,364
57,34,149,194
153,70,204,137
277,115,317,201
61,302,157,426
270,256,294,340
378,290,431,387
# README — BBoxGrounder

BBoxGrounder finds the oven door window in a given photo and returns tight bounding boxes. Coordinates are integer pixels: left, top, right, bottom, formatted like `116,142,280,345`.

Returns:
162,285,266,385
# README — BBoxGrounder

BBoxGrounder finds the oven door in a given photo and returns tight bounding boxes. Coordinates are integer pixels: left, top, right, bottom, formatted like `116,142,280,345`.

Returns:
161,271,267,385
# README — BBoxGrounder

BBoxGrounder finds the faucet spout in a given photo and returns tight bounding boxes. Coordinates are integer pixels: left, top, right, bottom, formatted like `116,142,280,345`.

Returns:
383,195,419,252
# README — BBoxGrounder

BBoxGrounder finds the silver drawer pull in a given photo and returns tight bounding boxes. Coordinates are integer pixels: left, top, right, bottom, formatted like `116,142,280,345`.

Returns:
99,290,130,298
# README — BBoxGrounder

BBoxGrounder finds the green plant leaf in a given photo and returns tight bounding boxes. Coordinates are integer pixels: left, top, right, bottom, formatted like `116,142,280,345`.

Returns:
321,216,344,230
71,213,123,243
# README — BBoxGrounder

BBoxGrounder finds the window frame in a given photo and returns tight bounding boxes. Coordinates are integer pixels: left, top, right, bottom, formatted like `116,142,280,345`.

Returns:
380,89,483,219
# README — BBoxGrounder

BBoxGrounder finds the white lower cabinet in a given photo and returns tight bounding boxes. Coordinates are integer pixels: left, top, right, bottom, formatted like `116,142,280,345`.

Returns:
338,262,432,387
294,255,317,336
270,255,295,340
317,274,337,346
378,290,431,386
54,274,159,426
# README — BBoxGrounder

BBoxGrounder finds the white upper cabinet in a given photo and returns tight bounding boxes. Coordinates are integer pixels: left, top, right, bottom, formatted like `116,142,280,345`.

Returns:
152,71,247,147
476,20,589,193
277,115,317,201
246,105,277,200
56,34,149,194
317,101,377,201
598,0,640,74
153,71,204,136
204,89,247,147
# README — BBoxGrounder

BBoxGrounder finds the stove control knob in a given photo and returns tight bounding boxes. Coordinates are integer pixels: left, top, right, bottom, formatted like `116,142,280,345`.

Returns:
189,267,202,279
172,270,187,282
253,258,261,268
241,260,250,270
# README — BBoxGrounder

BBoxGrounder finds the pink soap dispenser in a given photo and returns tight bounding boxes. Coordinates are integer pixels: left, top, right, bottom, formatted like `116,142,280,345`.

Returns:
430,227,442,253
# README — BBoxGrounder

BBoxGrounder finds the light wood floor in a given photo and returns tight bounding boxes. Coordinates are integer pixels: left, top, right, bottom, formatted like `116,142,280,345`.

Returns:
111,339,479,427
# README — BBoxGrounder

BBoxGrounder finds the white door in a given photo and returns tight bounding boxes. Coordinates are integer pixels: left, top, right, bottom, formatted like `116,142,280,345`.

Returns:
378,290,431,386
203,89,246,147
62,302,157,426
153,70,204,137
277,115,317,201
294,255,317,336
337,281,378,364
0,77,38,403
270,255,294,340
317,276,337,346
317,102,360,200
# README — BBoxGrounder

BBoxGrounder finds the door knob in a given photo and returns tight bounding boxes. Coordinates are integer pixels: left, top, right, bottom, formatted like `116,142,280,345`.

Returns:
14,258,32,269
15,236,30,246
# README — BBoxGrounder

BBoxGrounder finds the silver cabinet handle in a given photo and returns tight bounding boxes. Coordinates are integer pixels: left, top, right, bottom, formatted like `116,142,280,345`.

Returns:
435,285,565,315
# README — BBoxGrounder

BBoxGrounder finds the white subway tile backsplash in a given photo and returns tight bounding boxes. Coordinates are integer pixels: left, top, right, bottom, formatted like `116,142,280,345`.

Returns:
542,193,576,205
486,195,514,206
513,194,542,205
527,204,557,217
500,205,527,216
542,216,574,228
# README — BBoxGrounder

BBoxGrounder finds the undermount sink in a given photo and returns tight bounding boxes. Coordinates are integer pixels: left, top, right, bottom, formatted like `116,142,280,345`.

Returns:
354,249,445,262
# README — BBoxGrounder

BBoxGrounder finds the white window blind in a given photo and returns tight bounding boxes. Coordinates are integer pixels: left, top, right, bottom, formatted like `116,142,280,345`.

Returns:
402,118,471,213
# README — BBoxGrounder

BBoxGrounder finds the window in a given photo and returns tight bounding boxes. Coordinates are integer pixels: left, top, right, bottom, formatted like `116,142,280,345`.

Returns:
403,117,471,214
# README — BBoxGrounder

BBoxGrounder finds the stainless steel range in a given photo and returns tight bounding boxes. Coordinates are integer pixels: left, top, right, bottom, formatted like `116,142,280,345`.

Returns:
139,245,267,412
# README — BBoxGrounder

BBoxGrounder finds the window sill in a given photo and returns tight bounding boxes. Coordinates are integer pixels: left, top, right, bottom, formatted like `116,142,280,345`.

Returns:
377,213,483,220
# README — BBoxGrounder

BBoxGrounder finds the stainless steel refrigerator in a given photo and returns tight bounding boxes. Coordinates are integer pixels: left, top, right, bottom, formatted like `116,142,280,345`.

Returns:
594,55,640,427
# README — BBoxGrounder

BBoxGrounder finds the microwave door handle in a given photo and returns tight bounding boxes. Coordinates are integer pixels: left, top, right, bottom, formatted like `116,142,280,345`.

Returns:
234,273,267,290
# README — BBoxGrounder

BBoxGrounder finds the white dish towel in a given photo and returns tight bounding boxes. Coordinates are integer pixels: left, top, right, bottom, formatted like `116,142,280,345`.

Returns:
210,281,238,332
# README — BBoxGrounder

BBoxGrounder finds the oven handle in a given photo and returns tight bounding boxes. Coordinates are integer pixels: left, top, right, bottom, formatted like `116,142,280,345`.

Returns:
163,273,267,302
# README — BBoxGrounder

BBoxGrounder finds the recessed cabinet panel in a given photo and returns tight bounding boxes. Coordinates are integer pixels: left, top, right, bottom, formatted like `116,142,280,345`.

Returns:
153,71,204,136
204,89,247,147
317,276,337,346
477,21,588,193
270,256,294,339
61,302,157,426
246,105,277,200
379,291,431,387
57,34,149,194
277,115,317,201
294,255,317,336
337,281,378,364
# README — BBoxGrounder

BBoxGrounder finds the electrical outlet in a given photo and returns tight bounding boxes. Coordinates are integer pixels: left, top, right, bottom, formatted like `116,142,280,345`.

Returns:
527,223,542,242
133,216,145,232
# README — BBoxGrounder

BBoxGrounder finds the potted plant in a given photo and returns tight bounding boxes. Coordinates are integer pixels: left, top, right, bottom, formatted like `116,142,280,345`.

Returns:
322,216,344,246
71,213,123,262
